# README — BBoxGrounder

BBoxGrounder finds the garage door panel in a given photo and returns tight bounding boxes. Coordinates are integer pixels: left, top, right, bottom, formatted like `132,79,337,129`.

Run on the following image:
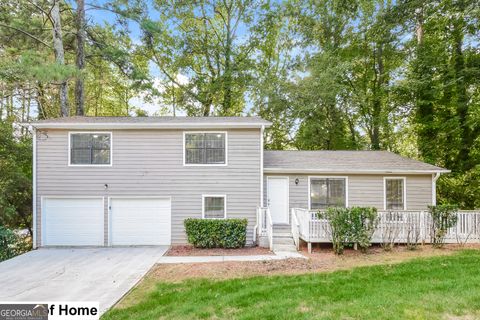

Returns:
110,198,171,246
43,198,104,246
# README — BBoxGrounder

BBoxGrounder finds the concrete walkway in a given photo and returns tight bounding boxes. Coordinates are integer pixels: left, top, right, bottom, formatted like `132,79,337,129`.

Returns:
157,251,306,264
0,247,168,314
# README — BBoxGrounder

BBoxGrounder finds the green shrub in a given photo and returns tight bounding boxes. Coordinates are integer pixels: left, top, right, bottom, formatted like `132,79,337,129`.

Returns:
184,218,248,248
319,207,378,254
0,226,30,262
429,204,458,247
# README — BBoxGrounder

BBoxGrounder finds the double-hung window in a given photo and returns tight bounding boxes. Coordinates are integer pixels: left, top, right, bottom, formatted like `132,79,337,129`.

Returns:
184,132,226,165
202,195,226,219
69,132,112,165
309,177,347,209
384,177,406,210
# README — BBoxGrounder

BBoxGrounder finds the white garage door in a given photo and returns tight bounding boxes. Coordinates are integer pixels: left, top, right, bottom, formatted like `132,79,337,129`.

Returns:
43,197,104,246
110,198,171,245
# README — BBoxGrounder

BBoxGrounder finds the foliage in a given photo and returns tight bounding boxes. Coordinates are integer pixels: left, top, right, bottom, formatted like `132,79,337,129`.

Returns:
184,218,247,248
320,207,378,254
0,226,31,262
103,250,480,320
429,204,459,247
0,122,32,235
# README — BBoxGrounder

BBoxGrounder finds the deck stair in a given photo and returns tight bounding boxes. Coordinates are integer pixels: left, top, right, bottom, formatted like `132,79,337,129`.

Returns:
272,224,297,252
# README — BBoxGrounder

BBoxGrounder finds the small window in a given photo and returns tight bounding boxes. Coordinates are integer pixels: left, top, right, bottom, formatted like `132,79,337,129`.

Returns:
385,178,406,210
70,133,111,165
310,178,346,209
185,132,226,165
203,195,226,219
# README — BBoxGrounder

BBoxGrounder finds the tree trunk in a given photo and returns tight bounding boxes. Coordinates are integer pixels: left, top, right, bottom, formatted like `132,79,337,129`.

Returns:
75,0,85,116
51,0,69,117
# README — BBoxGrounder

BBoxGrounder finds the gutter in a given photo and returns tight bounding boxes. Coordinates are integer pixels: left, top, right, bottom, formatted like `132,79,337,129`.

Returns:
432,172,441,206
21,122,272,130
263,168,450,174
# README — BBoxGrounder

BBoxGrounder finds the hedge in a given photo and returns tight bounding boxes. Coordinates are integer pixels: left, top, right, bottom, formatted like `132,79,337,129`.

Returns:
184,218,248,248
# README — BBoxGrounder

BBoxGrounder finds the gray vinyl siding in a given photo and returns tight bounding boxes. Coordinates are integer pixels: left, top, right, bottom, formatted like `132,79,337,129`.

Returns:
264,174,433,214
36,129,261,247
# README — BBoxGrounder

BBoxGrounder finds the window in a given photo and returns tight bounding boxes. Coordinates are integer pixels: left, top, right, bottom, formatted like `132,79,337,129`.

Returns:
309,177,347,209
202,195,226,219
385,178,406,210
184,132,226,165
69,133,111,165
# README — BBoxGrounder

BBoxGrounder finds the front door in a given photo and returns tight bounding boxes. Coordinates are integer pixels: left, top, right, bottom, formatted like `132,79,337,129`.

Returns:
267,177,289,224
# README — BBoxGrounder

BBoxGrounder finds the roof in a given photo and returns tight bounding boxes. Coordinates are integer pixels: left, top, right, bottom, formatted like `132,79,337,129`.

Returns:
264,150,449,174
27,116,271,129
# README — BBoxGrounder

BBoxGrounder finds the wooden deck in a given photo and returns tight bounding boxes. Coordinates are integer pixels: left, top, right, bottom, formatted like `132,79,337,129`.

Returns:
291,208,480,253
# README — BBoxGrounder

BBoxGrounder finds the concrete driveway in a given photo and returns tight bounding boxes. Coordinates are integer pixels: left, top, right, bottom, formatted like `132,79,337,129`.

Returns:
0,247,168,314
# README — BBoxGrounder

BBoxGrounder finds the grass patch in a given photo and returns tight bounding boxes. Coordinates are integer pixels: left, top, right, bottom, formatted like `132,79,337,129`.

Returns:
103,250,480,320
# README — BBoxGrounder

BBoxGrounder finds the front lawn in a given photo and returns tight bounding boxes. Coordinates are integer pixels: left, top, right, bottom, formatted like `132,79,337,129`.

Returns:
103,250,480,320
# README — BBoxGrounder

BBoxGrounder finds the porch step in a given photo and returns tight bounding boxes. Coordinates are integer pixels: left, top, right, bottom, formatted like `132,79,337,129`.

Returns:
272,224,297,252
273,224,291,232
272,243,298,252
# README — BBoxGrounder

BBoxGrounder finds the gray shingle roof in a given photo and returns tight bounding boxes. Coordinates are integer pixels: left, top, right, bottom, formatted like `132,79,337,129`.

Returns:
32,116,270,124
29,116,271,128
264,150,449,173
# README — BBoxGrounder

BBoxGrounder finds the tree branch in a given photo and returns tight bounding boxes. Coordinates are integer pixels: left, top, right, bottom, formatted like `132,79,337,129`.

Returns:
0,23,52,48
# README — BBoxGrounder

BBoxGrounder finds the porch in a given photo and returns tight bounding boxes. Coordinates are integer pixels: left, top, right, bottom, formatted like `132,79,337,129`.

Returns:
256,207,480,253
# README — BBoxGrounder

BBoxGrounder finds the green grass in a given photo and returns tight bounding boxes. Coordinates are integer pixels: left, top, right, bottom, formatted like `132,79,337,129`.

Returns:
102,250,480,320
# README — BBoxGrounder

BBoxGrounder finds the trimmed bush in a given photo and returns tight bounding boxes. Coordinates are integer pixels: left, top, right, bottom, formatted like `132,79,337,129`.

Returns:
184,218,248,248
319,207,378,254
429,204,458,247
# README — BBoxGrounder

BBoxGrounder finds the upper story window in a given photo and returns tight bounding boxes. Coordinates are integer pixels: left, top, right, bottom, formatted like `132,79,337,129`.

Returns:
184,132,227,165
309,177,347,209
384,177,406,210
69,132,112,166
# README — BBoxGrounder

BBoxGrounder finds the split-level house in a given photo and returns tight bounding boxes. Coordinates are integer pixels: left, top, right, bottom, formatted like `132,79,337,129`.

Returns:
28,116,449,250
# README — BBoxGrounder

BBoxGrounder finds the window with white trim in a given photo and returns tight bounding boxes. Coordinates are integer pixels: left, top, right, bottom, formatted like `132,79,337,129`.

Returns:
385,178,405,210
310,178,346,209
70,133,111,165
185,133,226,165
203,195,226,219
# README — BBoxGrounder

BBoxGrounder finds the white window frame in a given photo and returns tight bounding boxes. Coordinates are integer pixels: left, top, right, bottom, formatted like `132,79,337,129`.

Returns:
68,131,113,167
183,131,228,166
308,176,349,210
202,194,227,219
383,177,407,210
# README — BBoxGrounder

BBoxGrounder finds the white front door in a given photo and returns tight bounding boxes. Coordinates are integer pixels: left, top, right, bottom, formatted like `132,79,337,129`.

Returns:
110,197,171,245
267,177,289,224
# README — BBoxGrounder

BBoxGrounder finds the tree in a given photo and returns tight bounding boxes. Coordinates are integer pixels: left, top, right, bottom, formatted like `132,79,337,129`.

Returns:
51,0,70,116
75,0,86,115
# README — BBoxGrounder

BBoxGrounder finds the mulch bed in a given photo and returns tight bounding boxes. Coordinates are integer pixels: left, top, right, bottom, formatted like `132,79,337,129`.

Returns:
165,245,274,256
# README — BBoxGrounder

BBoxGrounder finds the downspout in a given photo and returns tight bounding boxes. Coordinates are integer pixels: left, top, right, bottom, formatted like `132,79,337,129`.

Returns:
253,125,265,244
432,172,441,206
260,125,264,207
31,126,37,249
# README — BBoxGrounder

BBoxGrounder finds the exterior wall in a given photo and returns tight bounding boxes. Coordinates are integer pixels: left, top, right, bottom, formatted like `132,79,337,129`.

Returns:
35,128,261,247
264,174,433,217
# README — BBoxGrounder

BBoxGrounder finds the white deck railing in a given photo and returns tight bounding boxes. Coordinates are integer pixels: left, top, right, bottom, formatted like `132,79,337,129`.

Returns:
291,208,480,245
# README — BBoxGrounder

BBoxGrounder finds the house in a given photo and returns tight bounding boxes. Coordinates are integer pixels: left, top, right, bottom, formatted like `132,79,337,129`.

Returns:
28,116,449,250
